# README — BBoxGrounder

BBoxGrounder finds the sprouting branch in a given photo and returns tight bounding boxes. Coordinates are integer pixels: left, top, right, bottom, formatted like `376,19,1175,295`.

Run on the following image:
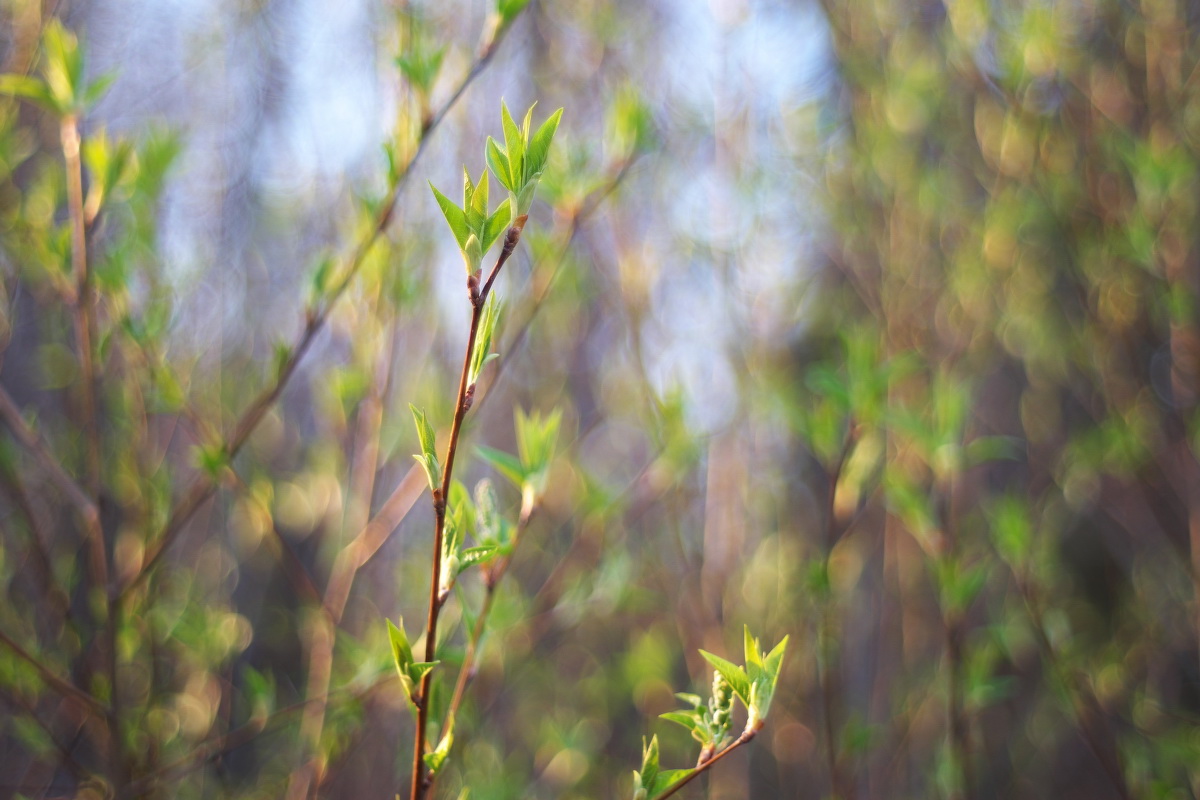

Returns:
121,21,519,599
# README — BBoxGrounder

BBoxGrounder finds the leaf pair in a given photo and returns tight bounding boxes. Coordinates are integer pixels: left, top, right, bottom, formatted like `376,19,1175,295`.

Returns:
438,481,504,600
486,102,563,216
631,736,689,800
430,168,512,274
697,627,788,734
386,618,438,710
476,407,562,515
410,404,441,492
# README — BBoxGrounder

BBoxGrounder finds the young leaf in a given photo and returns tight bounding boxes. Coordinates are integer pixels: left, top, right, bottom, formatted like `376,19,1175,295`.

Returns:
469,293,502,385
500,102,524,186
430,183,470,249
476,445,525,489
483,199,512,252
0,75,58,112
660,710,702,734
410,404,441,490
424,724,454,776
698,650,750,707
410,404,437,462
525,107,563,180
638,735,660,793
387,618,418,704
486,137,512,191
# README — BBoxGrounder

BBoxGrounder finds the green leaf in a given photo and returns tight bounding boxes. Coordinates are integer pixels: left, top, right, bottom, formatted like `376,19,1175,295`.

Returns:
424,724,454,776
483,199,512,252
410,404,438,462
41,20,82,111
414,454,441,493
660,710,702,733
430,182,470,249
638,735,660,792
468,168,489,224
476,445,525,488
469,293,502,385
407,661,438,686
764,635,789,679
485,136,512,191
387,618,414,678
698,650,750,706
500,102,524,186
652,770,692,795
0,74,58,111
83,72,117,108
459,544,500,570
525,107,563,181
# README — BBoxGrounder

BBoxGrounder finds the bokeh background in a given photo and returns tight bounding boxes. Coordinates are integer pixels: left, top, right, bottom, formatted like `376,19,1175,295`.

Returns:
2,0,1200,798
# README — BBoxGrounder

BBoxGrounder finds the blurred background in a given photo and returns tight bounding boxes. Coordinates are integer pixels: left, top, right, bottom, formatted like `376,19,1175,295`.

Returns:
2,0,1200,798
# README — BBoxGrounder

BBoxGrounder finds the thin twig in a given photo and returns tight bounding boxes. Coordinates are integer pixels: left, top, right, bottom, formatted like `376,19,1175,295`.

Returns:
649,729,757,800
411,225,522,800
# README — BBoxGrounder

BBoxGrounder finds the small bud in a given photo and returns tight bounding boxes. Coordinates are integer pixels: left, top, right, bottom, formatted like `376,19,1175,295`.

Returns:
463,384,476,413
462,233,483,274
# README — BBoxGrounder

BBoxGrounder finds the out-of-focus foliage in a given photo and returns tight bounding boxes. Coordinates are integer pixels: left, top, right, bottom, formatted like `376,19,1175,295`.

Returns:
1,0,1199,798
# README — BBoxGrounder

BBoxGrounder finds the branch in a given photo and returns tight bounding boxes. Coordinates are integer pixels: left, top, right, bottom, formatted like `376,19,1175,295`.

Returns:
121,22,514,599
649,729,757,800
411,226,523,800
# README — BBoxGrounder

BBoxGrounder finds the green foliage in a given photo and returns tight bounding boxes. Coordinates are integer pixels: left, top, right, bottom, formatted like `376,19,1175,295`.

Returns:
430,168,512,273
0,20,113,115
486,103,563,216
410,403,442,492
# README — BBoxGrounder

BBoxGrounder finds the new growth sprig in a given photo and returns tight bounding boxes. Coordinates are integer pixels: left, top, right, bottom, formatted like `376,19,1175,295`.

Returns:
396,101,562,800
634,628,788,800
487,101,563,217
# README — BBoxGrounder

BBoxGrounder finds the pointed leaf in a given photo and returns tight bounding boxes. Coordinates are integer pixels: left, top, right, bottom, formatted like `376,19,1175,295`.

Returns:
407,661,439,685
387,618,414,675
469,169,490,222
410,404,437,462
639,735,660,792
500,102,524,186
462,165,475,208
660,710,702,733
764,634,789,679
83,72,116,107
413,454,441,493
424,721,454,775
0,74,58,111
459,544,500,570
476,445,526,488
525,107,562,180
652,770,692,795
430,182,470,248
486,136,512,191
699,650,751,706
482,199,512,252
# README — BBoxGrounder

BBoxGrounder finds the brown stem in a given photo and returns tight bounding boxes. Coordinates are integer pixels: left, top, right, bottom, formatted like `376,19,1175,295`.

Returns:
649,729,757,800
410,226,521,800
